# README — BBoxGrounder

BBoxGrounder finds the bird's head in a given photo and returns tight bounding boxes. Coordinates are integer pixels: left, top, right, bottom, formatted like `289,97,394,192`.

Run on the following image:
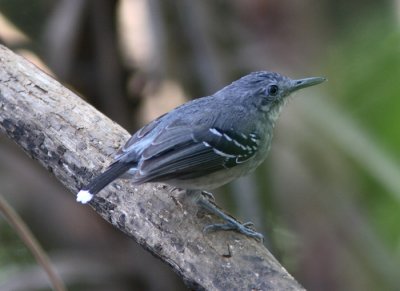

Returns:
219,71,326,122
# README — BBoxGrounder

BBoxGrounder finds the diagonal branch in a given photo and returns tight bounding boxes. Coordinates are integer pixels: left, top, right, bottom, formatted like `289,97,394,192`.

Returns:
0,45,305,290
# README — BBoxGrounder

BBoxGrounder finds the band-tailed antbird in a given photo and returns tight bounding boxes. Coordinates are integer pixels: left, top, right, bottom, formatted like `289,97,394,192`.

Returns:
77,71,325,240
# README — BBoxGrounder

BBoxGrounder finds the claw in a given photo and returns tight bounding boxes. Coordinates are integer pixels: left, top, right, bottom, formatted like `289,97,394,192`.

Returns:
170,187,184,193
201,191,215,202
242,222,255,228
203,221,264,242
196,193,264,242
203,223,231,233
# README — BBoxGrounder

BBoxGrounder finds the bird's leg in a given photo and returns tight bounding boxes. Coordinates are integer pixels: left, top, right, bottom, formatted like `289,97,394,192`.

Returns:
188,190,264,241
169,186,184,194
200,190,215,202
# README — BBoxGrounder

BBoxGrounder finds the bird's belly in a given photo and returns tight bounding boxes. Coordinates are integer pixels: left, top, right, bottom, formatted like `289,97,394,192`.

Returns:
162,162,255,190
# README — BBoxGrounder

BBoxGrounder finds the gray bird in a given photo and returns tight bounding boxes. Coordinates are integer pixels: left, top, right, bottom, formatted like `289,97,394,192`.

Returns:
77,71,325,240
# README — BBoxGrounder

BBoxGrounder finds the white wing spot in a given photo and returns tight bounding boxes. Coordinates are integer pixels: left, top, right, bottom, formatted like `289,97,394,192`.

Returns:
209,128,223,137
250,135,260,144
223,133,232,141
212,148,236,158
232,139,246,150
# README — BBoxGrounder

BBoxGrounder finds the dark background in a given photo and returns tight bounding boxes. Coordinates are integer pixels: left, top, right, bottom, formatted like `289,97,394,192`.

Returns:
1,0,400,290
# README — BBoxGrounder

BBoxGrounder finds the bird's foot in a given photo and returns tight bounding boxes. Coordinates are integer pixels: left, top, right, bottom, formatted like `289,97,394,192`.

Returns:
201,190,215,203
203,221,264,241
169,186,184,193
196,192,264,242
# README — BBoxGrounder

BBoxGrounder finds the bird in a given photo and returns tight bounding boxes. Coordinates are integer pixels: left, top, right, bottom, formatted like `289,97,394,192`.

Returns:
77,71,325,240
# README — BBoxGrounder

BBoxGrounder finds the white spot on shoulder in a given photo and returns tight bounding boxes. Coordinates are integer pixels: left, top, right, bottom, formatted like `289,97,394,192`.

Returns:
203,141,211,147
223,133,232,141
232,139,246,150
209,128,223,137
249,134,260,144
212,148,236,158
77,190,93,204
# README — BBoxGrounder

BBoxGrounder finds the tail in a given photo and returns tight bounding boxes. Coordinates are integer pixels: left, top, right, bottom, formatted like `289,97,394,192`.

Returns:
76,161,136,204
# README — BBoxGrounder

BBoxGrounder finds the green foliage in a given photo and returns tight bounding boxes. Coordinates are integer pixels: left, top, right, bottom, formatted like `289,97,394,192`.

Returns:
329,25,400,156
328,21,400,252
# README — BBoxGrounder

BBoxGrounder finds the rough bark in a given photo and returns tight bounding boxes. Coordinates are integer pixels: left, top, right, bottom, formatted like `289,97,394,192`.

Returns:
0,45,305,291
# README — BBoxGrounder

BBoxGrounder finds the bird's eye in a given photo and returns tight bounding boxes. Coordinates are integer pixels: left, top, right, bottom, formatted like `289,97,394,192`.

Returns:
268,84,279,96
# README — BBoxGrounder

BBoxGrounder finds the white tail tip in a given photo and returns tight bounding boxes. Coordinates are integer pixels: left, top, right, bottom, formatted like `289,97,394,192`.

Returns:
77,190,93,204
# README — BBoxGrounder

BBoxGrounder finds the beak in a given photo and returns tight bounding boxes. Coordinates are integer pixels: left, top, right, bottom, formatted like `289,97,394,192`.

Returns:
290,77,326,92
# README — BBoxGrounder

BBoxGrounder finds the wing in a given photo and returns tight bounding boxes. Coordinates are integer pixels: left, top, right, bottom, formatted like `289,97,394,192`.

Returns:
133,126,260,183
115,96,215,160
114,112,168,160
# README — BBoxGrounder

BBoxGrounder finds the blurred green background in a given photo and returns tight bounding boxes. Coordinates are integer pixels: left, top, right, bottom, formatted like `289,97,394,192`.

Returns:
0,0,400,290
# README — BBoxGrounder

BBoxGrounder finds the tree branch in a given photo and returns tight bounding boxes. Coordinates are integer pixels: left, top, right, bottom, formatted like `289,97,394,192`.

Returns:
0,45,305,290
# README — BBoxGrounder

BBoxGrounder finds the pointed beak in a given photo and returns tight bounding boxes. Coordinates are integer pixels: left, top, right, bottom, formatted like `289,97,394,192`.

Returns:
290,77,326,92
